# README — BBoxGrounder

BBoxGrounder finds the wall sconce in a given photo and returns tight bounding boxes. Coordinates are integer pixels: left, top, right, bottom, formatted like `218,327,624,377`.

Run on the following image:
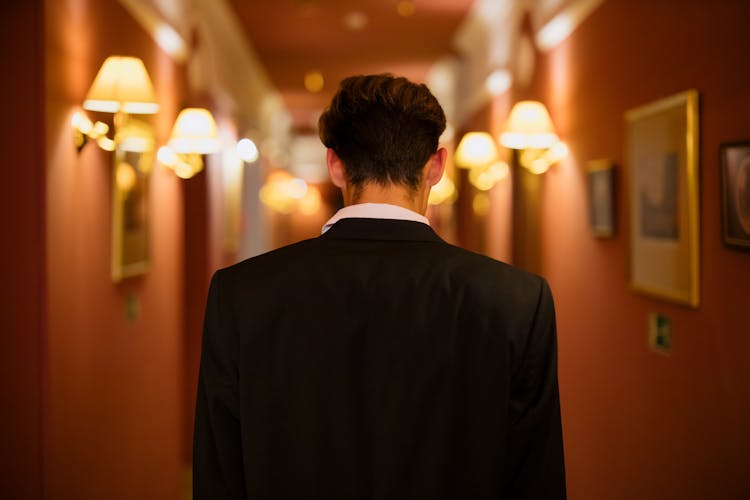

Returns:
74,56,159,152
454,131,509,191
499,100,568,174
158,107,220,179
72,111,114,151
84,56,159,114
469,160,510,191
259,169,322,215
428,171,457,205
455,132,498,169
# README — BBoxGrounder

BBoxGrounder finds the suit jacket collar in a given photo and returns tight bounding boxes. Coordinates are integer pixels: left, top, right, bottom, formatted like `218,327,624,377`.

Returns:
319,218,444,243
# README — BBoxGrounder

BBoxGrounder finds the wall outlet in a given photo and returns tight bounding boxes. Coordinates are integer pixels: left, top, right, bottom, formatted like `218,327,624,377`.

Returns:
126,294,140,322
648,312,672,354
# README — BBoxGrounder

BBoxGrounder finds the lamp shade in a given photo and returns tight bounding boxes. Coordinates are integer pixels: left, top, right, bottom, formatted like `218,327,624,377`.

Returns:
168,108,220,154
454,132,498,168
83,56,159,114
499,100,559,149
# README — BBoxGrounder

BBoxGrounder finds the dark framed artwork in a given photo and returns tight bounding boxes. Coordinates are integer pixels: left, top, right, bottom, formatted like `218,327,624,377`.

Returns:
587,159,615,238
720,141,750,250
625,90,700,307
111,118,154,282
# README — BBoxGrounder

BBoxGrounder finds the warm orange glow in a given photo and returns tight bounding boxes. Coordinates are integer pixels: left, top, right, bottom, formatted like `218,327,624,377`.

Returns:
83,56,159,114
526,156,552,175
304,70,325,93
396,0,415,17
154,23,187,60
548,141,569,162
428,171,457,205
535,0,605,51
454,132,498,168
472,192,491,216
96,136,116,151
343,11,368,30
517,140,568,175
469,160,509,191
236,138,259,162
174,161,197,179
486,69,512,96
71,111,93,134
500,100,559,149
287,178,308,200
115,117,154,153
298,186,322,215
115,162,137,191
168,108,220,154
157,145,178,167
260,170,321,214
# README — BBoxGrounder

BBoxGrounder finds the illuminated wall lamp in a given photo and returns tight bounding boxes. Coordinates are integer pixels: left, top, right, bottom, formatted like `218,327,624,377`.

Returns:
158,107,220,179
72,111,114,151
428,171,457,206
74,56,159,152
499,100,568,175
259,169,321,215
469,161,510,191
454,132,498,169
454,131,509,191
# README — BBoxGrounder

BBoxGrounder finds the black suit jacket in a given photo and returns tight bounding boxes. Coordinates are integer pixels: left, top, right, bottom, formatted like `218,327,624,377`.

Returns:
194,218,565,499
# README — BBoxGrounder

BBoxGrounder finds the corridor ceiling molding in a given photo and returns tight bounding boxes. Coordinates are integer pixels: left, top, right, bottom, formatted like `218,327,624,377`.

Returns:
451,0,606,127
117,0,606,152
227,0,474,130
118,0,290,145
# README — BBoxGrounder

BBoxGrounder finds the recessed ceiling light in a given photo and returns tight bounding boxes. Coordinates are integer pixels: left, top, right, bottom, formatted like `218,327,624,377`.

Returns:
343,11,368,30
396,0,415,17
486,70,512,95
304,70,324,93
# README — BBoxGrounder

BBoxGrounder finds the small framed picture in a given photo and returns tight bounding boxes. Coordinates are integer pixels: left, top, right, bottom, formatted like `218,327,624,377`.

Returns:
587,160,615,238
720,141,750,250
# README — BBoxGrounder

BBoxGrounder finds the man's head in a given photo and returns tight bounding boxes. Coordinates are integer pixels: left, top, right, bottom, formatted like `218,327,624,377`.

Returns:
319,74,447,203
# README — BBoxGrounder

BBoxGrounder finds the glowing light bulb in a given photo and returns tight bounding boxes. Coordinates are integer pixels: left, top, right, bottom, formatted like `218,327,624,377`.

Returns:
236,138,259,162
157,146,178,168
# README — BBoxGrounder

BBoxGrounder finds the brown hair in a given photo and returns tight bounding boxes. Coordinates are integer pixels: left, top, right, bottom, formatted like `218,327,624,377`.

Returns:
318,74,446,191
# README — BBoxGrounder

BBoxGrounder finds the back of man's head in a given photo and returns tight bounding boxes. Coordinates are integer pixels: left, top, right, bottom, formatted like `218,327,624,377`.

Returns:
318,74,446,192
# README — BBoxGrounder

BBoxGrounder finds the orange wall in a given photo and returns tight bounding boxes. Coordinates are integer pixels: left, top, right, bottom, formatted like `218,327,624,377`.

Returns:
486,1,750,498
0,1,45,497
44,0,186,497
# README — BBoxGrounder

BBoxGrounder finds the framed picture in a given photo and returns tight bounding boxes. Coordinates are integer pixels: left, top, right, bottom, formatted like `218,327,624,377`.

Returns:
625,90,700,307
111,118,154,282
587,160,615,238
720,141,750,249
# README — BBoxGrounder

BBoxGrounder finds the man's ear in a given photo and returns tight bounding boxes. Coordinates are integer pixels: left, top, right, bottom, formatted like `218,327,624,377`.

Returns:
425,147,447,186
326,148,346,188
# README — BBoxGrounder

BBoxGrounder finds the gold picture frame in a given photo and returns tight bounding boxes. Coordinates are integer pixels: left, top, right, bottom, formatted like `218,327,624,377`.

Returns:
625,90,700,307
111,117,155,282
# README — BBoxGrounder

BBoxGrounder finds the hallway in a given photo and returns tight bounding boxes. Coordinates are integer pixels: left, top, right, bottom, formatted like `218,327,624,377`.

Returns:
2,0,750,498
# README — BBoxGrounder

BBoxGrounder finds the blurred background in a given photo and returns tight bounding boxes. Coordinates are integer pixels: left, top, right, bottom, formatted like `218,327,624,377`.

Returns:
2,0,750,498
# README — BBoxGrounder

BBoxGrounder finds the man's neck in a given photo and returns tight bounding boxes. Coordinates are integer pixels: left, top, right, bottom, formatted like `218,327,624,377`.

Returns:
345,183,427,215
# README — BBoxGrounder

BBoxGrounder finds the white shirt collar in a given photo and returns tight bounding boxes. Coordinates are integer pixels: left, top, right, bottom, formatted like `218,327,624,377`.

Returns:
321,203,430,234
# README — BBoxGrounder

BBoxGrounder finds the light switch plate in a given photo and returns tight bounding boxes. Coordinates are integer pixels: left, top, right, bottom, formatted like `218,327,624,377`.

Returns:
648,312,672,355
126,294,140,322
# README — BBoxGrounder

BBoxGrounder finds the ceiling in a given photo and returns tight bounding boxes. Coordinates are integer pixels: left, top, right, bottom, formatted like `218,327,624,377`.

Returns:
227,0,475,131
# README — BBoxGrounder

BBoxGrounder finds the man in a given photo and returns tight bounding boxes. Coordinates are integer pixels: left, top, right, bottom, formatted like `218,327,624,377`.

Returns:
194,74,565,499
